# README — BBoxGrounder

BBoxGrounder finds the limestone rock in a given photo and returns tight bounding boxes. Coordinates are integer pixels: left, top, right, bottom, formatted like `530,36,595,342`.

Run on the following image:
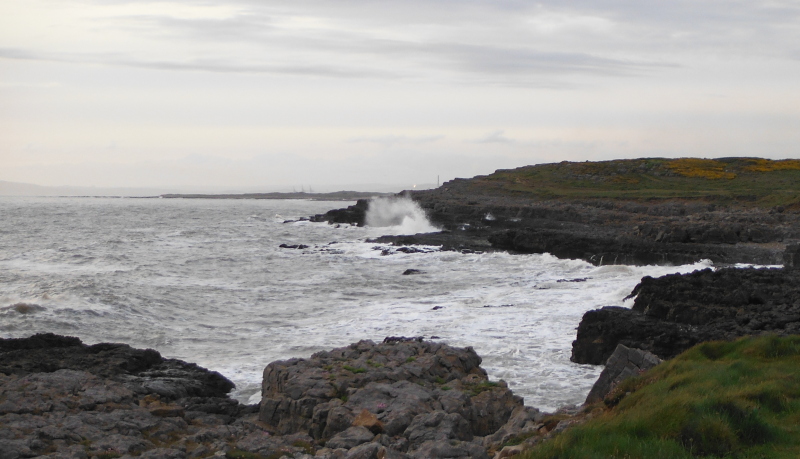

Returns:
584,344,661,405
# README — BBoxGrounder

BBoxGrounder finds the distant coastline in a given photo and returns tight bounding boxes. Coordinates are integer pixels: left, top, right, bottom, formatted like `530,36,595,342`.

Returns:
160,191,394,201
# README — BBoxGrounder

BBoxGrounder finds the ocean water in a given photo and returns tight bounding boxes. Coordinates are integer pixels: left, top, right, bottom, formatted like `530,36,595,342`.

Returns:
0,196,712,411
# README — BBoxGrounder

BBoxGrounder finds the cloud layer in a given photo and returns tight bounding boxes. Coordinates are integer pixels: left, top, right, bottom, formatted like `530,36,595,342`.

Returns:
1,0,799,189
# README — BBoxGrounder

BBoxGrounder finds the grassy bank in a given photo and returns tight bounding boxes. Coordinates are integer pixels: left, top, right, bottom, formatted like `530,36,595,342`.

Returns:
523,335,800,459
469,158,800,208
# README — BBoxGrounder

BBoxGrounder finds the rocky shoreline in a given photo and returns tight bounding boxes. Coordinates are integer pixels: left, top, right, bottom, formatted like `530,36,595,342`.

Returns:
313,193,797,266
1,334,591,459
571,265,800,365
6,263,800,458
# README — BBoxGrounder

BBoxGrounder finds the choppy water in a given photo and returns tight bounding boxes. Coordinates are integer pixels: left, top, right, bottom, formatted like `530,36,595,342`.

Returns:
0,196,711,411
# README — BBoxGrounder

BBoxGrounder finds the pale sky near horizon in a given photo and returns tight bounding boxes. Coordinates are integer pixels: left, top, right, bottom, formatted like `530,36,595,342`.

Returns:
2,1,799,191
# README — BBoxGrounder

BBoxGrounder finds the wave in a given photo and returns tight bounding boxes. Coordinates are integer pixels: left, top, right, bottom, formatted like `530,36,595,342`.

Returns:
365,196,439,235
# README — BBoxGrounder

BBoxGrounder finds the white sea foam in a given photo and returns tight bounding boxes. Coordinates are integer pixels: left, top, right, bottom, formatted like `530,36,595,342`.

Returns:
365,196,439,235
0,197,714,412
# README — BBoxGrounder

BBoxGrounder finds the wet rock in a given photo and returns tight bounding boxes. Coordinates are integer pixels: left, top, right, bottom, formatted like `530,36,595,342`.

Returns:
0,334,234,400
280,244,310,249
402,269,424,275
784,243,800,268
0,334,536,459
572,267,800,364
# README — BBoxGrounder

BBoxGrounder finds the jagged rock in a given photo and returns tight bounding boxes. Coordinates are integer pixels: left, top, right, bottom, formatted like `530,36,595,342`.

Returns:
584,344,661,404
259,339,522,457
352,408,384,434
343,441,383,459
404,410,472,447
0,333,235,400
312,199,370,226
326,426,375,449
572,267,800,364
483,406,542,450
0,335,534,458
409,439,489,459
784,243,800,268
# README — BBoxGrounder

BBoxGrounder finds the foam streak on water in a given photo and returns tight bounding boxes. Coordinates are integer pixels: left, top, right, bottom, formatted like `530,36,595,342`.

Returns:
0,197,709,411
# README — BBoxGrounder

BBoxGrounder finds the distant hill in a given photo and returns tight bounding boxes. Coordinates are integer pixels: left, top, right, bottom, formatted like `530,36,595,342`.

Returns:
448,157,800,208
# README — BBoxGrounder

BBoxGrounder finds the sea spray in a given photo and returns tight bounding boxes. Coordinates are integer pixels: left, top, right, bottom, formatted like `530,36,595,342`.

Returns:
0,197,713,411
365,196,439,235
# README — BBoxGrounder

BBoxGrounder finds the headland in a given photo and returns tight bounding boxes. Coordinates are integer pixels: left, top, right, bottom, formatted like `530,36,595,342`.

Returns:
314,157,800,266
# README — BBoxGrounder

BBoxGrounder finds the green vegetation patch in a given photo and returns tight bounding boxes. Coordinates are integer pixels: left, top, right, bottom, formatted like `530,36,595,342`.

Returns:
522,335,800,459
471,158,800,207
342,365,366,374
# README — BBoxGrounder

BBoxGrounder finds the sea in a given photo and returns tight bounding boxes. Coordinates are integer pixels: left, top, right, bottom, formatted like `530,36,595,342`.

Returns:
0,196,714,411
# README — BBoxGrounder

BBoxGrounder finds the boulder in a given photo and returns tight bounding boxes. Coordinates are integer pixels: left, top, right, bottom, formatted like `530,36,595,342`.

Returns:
259,338,522,457
584,344,661,404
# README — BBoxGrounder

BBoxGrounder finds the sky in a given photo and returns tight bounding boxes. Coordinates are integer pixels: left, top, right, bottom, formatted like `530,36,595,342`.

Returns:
1,0,800,192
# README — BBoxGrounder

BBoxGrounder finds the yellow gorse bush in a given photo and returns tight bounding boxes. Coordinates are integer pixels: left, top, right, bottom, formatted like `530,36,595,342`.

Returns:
743,159,800,172
667,158,737,180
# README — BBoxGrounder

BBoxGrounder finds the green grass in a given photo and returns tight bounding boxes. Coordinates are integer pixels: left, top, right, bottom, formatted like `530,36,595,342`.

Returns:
467,158,800,208
342,365,366,374
522,335,800,459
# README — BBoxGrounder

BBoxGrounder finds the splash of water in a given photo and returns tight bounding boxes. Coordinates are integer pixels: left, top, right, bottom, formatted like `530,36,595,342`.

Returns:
365,196,439,235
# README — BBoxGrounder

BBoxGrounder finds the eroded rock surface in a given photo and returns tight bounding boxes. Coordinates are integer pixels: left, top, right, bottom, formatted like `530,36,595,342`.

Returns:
259,338,527,458
584,344,661,404
572,267,800,364
1,334,547,458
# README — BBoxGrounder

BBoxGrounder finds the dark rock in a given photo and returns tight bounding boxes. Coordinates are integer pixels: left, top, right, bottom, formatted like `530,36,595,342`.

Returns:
403,411,472,447
584,344,661,404
326,426,375,449
572,267,800,364
312,199,370,226
259,339,521,457
0,334,234,400
0,332,82,352
402,269,424,275
319,171,799,266
409,439,489,459
784,243,800,268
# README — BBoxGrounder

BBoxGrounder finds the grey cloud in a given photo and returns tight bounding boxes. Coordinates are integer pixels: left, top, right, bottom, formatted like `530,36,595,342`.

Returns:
0,48,399,79
8,0,799,84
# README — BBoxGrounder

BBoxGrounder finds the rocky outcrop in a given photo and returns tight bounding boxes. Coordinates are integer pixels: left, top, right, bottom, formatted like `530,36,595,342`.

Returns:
0,334,264,459
0,333,234,400
259,338,526,458
584,345,661,405
314,164,800,266
572,267,800,364
1,335,556,458
487,228,784,266
311,199,370,226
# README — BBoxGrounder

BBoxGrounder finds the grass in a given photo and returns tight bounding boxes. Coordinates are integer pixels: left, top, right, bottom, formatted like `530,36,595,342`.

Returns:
521,335,800,459
465,380,500,397
342,365,366,374
467,158,800,208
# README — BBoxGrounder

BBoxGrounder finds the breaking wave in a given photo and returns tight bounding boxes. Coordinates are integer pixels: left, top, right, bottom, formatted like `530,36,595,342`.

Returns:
365,196,439,235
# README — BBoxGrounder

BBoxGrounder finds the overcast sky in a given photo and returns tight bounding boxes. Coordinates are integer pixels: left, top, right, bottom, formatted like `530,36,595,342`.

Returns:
2,0,799,191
